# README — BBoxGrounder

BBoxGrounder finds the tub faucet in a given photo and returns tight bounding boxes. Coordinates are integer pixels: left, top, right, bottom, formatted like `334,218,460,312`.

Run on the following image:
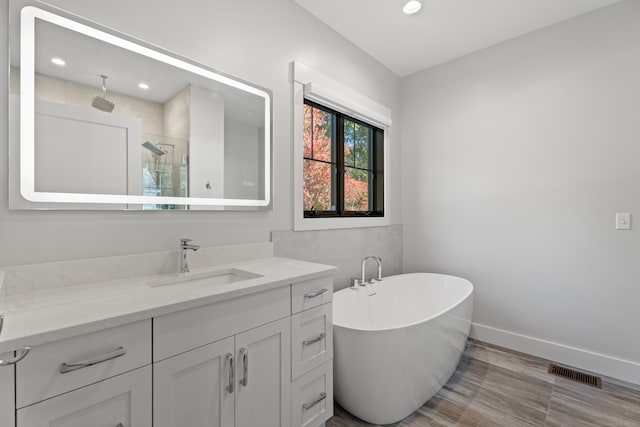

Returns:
179,238,200,273
361,256,383,285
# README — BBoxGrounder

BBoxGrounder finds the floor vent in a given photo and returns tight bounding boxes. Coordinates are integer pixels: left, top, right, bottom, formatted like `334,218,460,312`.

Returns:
548,363,602,389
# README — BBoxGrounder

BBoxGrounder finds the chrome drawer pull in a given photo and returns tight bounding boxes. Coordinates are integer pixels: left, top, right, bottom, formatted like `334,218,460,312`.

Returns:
304,289,328,299
302,333,326,346
225,353,234,393
302,392,326,410
59,346,126,374
0,347,31,366
239,347,248,387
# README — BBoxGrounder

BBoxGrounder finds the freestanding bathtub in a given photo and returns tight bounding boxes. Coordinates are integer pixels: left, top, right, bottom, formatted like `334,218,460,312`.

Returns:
333,273,474,424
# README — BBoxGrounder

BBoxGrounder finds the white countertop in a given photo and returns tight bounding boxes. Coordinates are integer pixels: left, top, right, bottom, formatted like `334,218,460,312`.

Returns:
0,256,335,353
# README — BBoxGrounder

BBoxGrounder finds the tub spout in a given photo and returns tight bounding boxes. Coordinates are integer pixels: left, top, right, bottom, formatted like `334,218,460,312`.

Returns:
361,256,383,284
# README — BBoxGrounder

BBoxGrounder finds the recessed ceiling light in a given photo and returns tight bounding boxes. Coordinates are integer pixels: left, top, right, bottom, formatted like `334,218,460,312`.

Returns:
403,0,422,15
51,57,66,66
138,83,150,90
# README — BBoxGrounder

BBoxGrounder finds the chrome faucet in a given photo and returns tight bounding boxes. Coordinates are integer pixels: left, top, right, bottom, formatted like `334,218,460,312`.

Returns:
360,256,382,285
179,238,200,273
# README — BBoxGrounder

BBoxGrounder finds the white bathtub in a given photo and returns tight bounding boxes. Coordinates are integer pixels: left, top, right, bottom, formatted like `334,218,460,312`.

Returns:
333,273,474,424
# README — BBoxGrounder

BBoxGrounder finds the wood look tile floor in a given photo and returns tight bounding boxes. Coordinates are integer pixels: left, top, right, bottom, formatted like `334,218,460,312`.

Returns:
327,340,640,427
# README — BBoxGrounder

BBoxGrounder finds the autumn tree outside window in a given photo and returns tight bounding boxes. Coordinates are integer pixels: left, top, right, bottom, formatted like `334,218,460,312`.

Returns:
303,99,384,218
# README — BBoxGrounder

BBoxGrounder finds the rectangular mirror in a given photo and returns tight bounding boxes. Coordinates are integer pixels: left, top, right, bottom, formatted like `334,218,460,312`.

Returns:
9,2,272,210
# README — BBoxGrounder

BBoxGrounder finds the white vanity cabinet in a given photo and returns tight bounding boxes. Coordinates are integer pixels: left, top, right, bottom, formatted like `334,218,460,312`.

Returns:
16,319,151,408
153,275,333,427
2,268,335,427
290,276,334,427
154,336,235,427
154,318,290,427
0,353,15,427
17,365,152,427
235,318,291,427
153,285,292,427
13,320,153,427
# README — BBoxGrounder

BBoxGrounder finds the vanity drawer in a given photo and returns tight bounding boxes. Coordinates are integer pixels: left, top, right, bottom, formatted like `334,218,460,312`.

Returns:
17,365,151,427
291,303,333,379
154,286,289,361
17,319,151,408
291,276,333,314
291,360,333,427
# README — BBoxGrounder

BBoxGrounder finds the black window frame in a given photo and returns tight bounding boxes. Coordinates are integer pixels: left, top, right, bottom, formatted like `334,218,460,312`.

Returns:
303,99,384,218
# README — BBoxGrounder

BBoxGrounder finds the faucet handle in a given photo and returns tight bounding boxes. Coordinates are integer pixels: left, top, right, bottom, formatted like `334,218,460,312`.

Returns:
180,238,192,245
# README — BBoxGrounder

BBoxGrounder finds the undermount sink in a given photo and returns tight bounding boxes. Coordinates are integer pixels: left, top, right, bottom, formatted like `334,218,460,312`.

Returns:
147,268,262,287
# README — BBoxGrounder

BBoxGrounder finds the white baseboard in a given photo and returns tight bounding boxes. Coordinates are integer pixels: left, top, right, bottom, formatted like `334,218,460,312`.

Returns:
471,322,640,386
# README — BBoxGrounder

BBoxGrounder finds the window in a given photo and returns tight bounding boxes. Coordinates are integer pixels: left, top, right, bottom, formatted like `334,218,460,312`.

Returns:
303,99,384,218
291,61,391,231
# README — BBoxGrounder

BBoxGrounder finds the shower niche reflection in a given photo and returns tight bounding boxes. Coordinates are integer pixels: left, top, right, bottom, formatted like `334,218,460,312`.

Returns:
9,3,271,210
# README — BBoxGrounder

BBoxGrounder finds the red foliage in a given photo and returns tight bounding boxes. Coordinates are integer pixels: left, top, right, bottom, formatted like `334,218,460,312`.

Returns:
344,172,368,210
304,107,333,210
303,105,368,212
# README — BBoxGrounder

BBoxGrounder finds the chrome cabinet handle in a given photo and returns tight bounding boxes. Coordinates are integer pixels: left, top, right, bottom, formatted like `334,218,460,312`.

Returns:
225,353,234,393
0,347,31,366
304,289,328,299
239,347,248,387
303,333,326,346
302,392,327,410
59,346,126,374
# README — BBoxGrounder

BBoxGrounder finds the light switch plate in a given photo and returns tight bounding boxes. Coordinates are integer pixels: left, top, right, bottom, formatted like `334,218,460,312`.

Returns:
616,213,631,230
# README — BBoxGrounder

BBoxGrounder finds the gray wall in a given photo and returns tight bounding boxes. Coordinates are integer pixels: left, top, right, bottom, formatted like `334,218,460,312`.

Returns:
272,225,402,291
0,0,401,266
401,0,640,380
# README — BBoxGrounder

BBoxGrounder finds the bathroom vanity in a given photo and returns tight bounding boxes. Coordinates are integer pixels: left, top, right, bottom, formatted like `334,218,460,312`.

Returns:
0,244,334,427
3,1,333,424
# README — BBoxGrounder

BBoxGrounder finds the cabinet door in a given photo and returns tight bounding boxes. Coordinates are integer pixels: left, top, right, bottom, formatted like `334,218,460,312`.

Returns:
235,317,291,427
17,365,151,427
154,336,235,427
0,353,15,427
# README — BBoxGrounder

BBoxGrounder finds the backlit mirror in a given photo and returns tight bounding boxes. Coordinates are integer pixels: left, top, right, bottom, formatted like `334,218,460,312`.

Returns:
9,3,272,210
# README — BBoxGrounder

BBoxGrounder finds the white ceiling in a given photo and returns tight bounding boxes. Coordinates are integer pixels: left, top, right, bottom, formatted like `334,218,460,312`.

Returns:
10,16,265,126
294,0,622,77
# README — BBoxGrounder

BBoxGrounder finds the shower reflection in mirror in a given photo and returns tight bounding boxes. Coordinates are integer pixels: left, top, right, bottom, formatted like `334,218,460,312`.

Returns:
141,139,189,210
